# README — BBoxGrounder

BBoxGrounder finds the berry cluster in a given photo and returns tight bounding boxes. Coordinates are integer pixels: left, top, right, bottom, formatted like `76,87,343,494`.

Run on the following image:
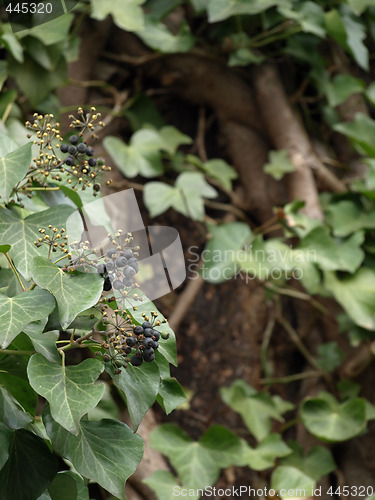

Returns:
98,309,168,371
23,108,111,195
33,226,70,255
98,230,140,296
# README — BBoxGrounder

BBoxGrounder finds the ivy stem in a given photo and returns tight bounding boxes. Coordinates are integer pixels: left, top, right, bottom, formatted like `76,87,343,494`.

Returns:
60,331,96,352
21,187,61,191
261,370,322,385
0,349,35,356
4,253,26,292
53,254,69,265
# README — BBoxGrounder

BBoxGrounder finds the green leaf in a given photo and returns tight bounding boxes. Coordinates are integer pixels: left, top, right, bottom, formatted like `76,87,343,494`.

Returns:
220,380,285,441
157,378,186,414
0,34,24,63
44,407,143,499
236,434,291,470
0,289,55,348
200,159,238,191
90,0,145,31
298,226,364,273
149,424,241,489
279,1,326,37
200,222,251,283
0,386,33,429
342,12,368,70
104,127,191,178
0,355,38,415
107,361,160,431
316,342,345,373
271,466,315,499
28,354,105,435
0,245,11,254
0,428,58,500
326,200,375,237
347,0,375,15
263,150,295,181
143,470,189,500
0,143,32,202
334,113,375,156
325,268,375,330
136,18,194,53
0,60,7,92
280,441,336,481
17,14,74,45
325,74,365,107
300,393,367,441
228,47,264,66
0,204,74,280
30,257,103,329
23,319,60,363
207,0,290,22
144,172,217,221
47,471,77,500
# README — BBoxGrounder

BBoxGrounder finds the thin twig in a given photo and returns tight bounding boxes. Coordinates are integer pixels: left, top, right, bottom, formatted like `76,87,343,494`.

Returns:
262,370,322,384
260,313,276,377
4,253,26,292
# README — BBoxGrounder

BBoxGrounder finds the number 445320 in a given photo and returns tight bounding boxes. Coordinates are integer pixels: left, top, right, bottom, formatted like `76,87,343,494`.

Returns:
327,486,374,497
5,3,53,14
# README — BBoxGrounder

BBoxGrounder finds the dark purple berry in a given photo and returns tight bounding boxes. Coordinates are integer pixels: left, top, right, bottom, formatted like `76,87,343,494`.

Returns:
65,157,75,166
152,330,160,341
113,280,123,290
124,265,136,278
124,250,133,259
68,145,77,155
60,143,69,153
97,263,106,275
126,337,137,347
88,158,97,167
105,261,115,271
133,326,144,335
93,184,100,192
143,328,153,338
123,279,133,288
116,256,127,268
86,146,94,156
106,248,117,258
103,276,112,291
77,142,87,153
143,337,154,349
142,322,152,329
143,348,155,362
69,135,79,145
130,354,143,366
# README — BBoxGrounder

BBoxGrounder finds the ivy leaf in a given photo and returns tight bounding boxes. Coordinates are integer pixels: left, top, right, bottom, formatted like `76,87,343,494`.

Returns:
316,342,345,373
0,428,58,500
136,18,195,53
0,143,32,202
43,406,144,499
0,355,38,415
149,424,241,489
334,113,375,156
0,205,74,280
90,0,145,31
200,222,251,283
0,244,11,254
157,378,186,414
279,441,336,482
0,288,55,348
27,354,105,435
325,268,375,330
143,471,193,500
324,74,365,107
236,434,292,470
220,380,285,441
30,257,103,329
298,226,364,273
271,466,315,499
0,386,33,429
228,47,264,66
144,172,217,221
107,362,160,431
0,34,24,63
200,159,238,191
300,392,367,441
23,319,60,363
207,0,289,22
326,201,375,237
263,150,295,181
47,471,77,500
